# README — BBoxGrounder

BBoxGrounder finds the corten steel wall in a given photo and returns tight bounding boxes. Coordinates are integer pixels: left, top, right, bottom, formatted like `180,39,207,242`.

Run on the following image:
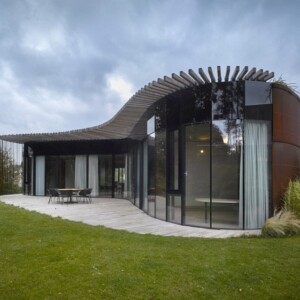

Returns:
272,84,300,210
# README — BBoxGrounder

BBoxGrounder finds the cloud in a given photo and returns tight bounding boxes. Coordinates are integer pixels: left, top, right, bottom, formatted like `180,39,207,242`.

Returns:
106,74,135,103
0,0,299,135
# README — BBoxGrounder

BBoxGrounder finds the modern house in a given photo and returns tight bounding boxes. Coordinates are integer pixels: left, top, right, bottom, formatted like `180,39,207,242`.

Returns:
1,66,299,230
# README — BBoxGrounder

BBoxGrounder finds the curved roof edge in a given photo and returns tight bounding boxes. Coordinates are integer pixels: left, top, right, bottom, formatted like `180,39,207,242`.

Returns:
0,66,274,144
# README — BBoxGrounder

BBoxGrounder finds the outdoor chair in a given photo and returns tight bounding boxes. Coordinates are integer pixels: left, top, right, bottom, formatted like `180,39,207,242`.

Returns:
48,188,62,204
76,188,92,203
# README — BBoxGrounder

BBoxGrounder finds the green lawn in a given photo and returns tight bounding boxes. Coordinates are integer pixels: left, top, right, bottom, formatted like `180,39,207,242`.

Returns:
0,202,299,300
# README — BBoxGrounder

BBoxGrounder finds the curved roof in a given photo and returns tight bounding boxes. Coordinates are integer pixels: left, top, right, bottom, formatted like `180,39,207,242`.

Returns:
0,66,274,144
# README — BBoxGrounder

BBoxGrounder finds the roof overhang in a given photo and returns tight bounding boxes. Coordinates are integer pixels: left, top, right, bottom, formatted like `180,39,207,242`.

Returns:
0,66,274,144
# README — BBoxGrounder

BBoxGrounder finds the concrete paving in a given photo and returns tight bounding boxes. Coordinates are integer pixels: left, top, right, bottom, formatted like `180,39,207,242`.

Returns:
0,194,261,238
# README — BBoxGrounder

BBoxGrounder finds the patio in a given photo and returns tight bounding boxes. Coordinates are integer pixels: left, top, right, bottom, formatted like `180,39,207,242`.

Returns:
0,194,260,238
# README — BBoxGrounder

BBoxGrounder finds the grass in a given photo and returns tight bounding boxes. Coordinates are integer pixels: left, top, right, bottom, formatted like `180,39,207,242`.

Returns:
0,202,299,299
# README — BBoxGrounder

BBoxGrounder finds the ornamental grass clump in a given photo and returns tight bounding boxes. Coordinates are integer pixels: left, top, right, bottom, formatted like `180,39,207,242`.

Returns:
262,178,300,237
283,178,300,218
262,210,300,237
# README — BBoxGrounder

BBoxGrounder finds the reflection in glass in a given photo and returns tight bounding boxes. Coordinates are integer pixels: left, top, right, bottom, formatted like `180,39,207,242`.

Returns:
46,156,58,191
59,156,75,188
212,120,242,229
185,123,211,227
212,82,244,120
98,155,113,197
245,81,271,106
155,130,166,220
147,116,155,135
148,134,156,216
143,140,148,212
168,194,181,224
114,154,126,198
169,130,179,191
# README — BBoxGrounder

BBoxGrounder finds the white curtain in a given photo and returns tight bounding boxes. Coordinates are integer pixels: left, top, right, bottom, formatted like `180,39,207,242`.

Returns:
88,155,99,197
242,120,269,229
75,155,87,189
35,156,45,196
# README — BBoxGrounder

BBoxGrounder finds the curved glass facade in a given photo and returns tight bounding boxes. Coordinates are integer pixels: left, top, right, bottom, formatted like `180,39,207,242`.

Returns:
141,82,272,229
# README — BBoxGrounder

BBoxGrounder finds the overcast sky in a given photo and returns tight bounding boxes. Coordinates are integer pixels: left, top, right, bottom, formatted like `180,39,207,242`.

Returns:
0,0,299,135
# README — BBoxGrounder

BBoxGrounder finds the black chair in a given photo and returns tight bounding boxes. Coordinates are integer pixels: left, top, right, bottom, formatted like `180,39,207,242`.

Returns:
48,188,62,204
77,188,92,203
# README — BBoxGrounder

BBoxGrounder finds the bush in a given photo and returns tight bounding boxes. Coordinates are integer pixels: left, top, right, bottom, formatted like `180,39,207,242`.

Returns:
283,178,300,218
262,210,300,237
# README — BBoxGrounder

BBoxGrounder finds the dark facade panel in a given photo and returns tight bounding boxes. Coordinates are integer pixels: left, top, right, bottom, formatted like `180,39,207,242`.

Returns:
25,139,138,157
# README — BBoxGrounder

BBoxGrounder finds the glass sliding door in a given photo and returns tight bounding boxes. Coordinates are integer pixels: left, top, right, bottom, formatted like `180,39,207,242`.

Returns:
167,194,182,224
98,155,113,197
211,120,242,229
58,156,75,188
185,123,211,227
147,134,156,216
155,130,166,220
142,140,148,212
114,154,126,198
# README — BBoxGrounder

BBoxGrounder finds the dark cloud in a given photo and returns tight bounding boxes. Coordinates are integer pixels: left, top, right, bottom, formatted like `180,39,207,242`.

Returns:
0,0,299,134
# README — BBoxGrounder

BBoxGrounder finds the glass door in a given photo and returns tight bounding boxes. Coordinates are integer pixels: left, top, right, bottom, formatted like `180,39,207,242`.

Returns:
114,154,126,198
98,155,113,197
184,123,211,227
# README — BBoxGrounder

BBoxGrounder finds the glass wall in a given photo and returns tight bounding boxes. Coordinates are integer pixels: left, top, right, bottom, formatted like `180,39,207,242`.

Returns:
147,134,156,217
167,194,181,224
155,130,166,220
98,155,113,197
141,81,271,229
185,123,211,227
45,155,75,192
211,120,242,229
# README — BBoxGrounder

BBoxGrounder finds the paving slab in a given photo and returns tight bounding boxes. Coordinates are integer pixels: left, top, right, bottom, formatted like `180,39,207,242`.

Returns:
0,194,261,238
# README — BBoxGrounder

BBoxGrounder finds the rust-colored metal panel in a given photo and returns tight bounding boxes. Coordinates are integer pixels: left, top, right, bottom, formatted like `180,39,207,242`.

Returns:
272,87,300,147
272,86,300,210
272,143,300,210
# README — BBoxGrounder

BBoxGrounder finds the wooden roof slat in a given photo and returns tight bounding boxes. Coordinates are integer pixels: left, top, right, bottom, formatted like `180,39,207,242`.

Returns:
217,66,222,82
198,68,210,83
231,66,240,81
151,81,175,92
208,67,216,82
172,73,191,87
157,78,181,90
264,72,275,81
179,71,196,85
252,69,264,80
148,83,171,94
141,87,167,97
257,71,269,81
244,67,257,80
188,69,204,84
225,66,230,81
163,75,186,89
237,66,248,80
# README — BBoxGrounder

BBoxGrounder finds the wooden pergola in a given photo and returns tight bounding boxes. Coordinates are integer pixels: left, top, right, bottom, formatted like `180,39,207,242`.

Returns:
0,66,274,144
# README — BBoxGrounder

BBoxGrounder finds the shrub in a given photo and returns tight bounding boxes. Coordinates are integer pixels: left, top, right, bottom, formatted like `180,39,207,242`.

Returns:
283,178,300,218
262,210,300,237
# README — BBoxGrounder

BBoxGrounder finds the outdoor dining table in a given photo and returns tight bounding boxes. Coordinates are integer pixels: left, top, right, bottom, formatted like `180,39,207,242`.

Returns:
58,188,82,203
